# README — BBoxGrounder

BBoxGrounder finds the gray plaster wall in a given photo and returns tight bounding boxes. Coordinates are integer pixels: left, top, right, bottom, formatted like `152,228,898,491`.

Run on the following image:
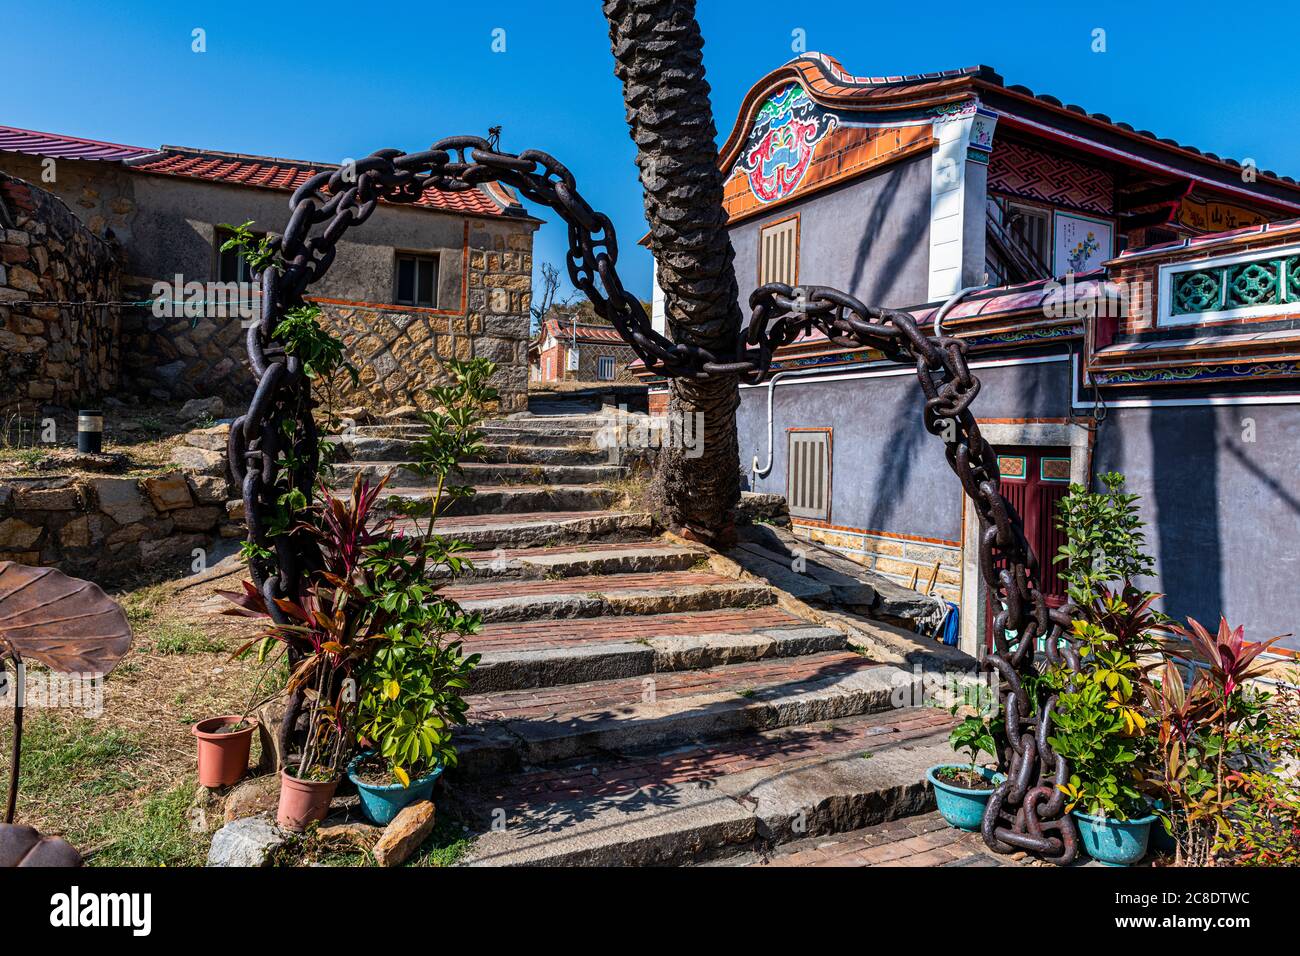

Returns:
738,356,1075,543
1093,403,1300,651
128,175,477,307
0,154,524,307
728,151,933,312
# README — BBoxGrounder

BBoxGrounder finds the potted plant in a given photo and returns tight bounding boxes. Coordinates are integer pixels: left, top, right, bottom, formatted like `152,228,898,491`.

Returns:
1049,613,1157,865
350,612,479,824
192,714,259,789
346,360,490,824
929,712,1003,831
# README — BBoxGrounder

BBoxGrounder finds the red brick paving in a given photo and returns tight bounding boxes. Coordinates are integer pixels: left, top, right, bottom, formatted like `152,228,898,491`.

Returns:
759,811,1022,867
478,708,955,806
465,607,809,655
467,650,881,721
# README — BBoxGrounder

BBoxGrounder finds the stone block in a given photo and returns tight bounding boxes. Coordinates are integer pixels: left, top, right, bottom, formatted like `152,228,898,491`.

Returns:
0,518,42,550
92,478,153,524
13,480,82,511
171,505,223,532
143,473,194,512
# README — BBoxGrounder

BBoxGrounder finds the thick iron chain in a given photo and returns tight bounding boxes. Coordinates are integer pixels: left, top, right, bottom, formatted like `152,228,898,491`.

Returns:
237,138,1080,863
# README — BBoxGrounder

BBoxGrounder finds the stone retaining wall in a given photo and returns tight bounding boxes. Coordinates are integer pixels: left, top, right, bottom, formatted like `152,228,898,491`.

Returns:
0,469,240,582
0,172,121,413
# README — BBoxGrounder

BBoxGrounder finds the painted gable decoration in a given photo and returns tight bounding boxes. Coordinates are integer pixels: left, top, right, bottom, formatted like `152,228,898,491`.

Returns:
735,84,838,204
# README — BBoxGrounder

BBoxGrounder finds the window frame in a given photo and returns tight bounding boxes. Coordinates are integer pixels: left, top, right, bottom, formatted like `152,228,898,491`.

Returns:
393,251,441,308
214,225,265,284
597,356,616,381
758,214,800,288
1157,241,1300,328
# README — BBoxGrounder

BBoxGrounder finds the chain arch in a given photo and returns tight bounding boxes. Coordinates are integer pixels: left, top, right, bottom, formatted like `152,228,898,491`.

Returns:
239,139,1081,863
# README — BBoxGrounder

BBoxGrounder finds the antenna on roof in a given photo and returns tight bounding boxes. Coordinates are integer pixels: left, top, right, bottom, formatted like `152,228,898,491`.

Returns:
488,126,502,151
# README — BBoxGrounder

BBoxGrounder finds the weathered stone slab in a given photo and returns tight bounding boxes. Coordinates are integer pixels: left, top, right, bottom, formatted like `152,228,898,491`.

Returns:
207,816,292,867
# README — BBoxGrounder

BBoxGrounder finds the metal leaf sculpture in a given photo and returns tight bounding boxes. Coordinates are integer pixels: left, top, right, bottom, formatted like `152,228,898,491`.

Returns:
0,561,132,673
0,560,133,864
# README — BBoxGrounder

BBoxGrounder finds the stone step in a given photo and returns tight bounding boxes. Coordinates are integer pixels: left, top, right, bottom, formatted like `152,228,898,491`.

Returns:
452,706,955,866
454,650,905,777
483,424,603,442
476,444,611,466
380,484,619,517
449,543,703,581
332,461,626,488
467,606,848,691
446,571,774,624
393,510,658,550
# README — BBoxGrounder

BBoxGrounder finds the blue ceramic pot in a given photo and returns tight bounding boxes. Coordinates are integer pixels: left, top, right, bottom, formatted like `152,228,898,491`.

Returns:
1074,810,1157,866
927,765,1004,831
347,753,443,825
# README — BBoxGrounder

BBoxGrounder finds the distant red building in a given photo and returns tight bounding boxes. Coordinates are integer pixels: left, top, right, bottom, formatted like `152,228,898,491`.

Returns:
530,315,637,384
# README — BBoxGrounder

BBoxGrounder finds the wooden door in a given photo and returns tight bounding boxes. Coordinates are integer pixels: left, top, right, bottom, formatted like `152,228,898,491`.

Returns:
984,445,1071,647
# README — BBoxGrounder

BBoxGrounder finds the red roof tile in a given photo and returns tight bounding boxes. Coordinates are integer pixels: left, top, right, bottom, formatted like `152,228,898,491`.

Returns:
542,317,631,345
128,146,508,217
0,125,153,162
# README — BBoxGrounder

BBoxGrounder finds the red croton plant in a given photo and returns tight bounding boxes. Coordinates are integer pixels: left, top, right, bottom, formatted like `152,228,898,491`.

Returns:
1143,615,1295,866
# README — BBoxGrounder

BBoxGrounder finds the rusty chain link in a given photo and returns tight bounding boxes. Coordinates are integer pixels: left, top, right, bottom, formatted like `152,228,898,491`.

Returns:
238,138,1080,863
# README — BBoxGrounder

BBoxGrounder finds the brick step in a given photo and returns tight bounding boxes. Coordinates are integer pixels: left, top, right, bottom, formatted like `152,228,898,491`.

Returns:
388,510,655,550
442,543,703,582
450,705,955,866
332,461,627,488
380,484,619,517
754,811,1010,868
446,571,775,623
454,650,905,777
468,607,847,691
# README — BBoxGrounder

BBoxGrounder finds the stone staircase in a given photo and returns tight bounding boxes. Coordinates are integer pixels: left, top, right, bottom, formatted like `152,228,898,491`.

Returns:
328,402,970,866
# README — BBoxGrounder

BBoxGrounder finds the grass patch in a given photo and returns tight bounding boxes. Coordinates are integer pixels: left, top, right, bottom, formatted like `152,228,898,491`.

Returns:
150,622,227,656
17,715,143,800
87,783,207,867
736,687,757,699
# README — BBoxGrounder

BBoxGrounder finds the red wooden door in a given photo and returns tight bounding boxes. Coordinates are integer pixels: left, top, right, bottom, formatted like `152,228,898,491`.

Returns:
984,445,1071,647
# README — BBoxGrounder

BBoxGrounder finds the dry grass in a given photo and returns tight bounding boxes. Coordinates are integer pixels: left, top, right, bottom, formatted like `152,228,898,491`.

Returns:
0,561,267,865
0,402,212,479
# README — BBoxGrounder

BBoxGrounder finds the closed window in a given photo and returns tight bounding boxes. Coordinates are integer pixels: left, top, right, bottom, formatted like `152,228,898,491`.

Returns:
597,356,616,380
759,217,799,287
395,252,440,307
787,430,831,521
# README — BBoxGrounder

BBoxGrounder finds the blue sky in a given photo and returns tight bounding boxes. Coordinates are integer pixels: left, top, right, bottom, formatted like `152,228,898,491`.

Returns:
9,1,1299,301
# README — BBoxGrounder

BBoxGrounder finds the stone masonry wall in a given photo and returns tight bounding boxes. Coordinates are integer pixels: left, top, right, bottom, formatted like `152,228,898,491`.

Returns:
0,153,534,413
0,469,237,583
0,173,121,413
325,223,532,413
575,340,639,384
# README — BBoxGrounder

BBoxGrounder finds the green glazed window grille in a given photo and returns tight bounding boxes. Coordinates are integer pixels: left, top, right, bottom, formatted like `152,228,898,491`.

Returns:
1171,253,1300,315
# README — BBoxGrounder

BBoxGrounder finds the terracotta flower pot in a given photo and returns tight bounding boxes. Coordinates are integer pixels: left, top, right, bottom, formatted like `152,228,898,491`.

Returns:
277,769,339,832
192,715,258,788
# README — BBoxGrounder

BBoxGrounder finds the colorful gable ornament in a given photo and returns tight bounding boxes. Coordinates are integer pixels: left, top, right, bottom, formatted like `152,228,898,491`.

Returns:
735,84,838,204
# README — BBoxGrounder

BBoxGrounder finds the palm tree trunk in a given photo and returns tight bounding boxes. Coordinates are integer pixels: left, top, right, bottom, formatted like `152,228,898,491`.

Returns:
604,0,742,547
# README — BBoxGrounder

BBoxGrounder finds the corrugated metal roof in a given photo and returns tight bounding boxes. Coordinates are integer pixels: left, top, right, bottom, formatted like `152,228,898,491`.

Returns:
0,125,153,162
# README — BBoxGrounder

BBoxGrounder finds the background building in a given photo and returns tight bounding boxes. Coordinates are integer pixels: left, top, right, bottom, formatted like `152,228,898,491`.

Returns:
0,126,539,413
642,54,1300,655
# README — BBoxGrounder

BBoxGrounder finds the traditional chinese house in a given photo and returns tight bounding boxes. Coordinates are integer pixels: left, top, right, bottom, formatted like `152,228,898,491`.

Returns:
642,54,1300,654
